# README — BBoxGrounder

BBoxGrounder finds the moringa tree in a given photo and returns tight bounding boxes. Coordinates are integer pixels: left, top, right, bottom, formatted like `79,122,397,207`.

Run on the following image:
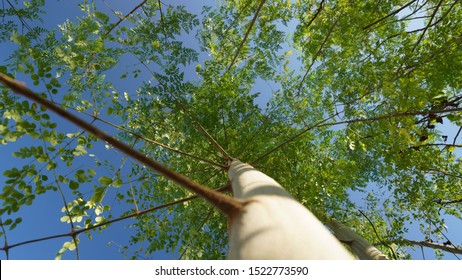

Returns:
0,0,461,259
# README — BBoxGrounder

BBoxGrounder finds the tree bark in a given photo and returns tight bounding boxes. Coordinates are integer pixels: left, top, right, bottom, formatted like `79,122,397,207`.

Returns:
392,239,462,255
227,160,355,259
326,217,389,260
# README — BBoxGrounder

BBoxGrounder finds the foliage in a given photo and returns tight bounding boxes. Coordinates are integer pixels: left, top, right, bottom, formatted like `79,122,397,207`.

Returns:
0,0,461,259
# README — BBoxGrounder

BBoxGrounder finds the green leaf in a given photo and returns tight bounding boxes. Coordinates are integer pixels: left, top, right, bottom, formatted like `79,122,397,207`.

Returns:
95,216,105,224
95,11,110,24
69,180,79,190
88,169,97,177
98,176,112,186
75,170,88,183
73,144,87,156
90,187,105,203
112,178,123,188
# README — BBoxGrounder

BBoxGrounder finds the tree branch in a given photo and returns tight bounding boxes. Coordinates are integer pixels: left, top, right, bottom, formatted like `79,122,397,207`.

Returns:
358,210,397,259
393,239,462,255
412,0,445,52
326,217,389,260
227,0,267,71
0,194,200,251
296,18,337,97
363,0,418,30
0,73,244,217
304,0,325,30
105,0,148,35
252,106,462,164
74,107,227,169
150,70,231,160
0,218,10,259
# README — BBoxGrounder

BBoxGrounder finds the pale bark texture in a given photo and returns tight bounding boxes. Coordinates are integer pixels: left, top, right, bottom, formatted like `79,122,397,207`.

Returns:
327,217,389,260
227,160,355,259
393,239,462,255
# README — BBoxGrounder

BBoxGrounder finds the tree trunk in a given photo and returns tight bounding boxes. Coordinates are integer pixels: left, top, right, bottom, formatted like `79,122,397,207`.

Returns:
227,160,355,259
326,217,389,260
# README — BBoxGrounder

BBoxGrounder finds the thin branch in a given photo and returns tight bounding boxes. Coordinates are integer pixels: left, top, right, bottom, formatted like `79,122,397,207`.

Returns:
53,169,80,260
363,0,418,30
73,107,227,169
0,195,198,251
411,0,445,52
357,210,398,259
236,110,272,158
236,91,289,158
146,67,231,160
412,143,462,151
5,0,33,32
0,218,9,259
157,0,164,23
0,184,230,252
179,207,215,260
427,217,460,259
435,198,462,206
227,0,267,71
252,106,462,164
37,124,82,259
428,168,462,179
182,166,216,177
321,108,462,127
296,18,337,97
304,0,325,30
453,126,462,145
107,241,147,259
250,111,340,164
421,244,426,259
128,176,140,214
430,0,460,27
402,34,462,77
105,0,148,35
395,0,429,22
0,73,244,217
134,3,230,161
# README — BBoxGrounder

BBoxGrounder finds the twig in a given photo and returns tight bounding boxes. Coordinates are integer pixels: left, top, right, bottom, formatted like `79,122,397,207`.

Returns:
304,0,325,30
0,185,230,252
411,0,445,52
178,207,215,260
358,210,398,259
0,218,9,259
296,18,337,97
0,195,198,251
128,176,140,214
228,0,267,71
363,0,418,30
105,0,148,35
72,107,227,169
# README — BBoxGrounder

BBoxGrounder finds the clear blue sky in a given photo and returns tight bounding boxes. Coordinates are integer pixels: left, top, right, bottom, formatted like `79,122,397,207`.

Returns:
1,0,460,260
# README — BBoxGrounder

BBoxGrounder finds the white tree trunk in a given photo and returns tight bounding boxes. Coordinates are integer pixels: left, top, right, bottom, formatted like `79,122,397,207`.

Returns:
327,217,389,260
227,160,355,259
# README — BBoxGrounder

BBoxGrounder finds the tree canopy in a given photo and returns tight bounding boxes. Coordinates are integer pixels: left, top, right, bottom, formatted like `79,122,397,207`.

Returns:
0,0,461,260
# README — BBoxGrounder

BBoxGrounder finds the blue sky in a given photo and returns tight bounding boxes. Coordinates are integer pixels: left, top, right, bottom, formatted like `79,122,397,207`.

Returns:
0,0,186,260
1,0,461,260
